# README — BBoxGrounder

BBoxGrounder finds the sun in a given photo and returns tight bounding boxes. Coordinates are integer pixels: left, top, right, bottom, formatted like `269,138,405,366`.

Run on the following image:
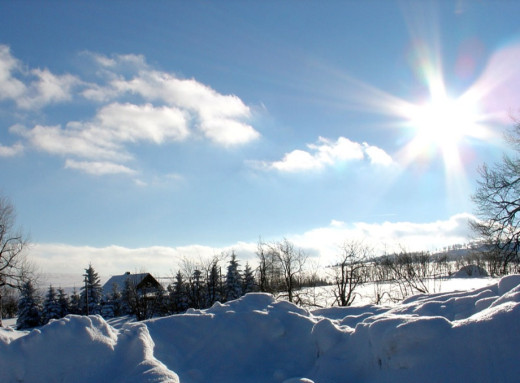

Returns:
406,93,478,150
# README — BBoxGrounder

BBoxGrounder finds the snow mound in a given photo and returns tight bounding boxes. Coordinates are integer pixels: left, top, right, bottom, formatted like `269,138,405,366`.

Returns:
453,264,489,277
2,278,520,382
0,315,178,383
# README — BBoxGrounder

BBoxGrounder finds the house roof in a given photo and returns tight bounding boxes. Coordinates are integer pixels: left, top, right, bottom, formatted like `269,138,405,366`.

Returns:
102,272,151,296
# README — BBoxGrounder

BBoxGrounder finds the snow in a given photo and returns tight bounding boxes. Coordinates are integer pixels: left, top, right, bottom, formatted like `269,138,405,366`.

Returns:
1,276,520,383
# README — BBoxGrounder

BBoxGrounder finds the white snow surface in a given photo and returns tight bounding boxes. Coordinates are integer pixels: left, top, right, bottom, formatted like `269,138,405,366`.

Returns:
2,275,520,383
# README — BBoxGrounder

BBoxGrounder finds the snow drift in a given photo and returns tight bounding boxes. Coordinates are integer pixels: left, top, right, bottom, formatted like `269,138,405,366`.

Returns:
2,275,520,383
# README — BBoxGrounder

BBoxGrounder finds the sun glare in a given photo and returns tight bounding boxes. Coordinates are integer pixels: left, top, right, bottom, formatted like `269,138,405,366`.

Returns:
407,94,478,149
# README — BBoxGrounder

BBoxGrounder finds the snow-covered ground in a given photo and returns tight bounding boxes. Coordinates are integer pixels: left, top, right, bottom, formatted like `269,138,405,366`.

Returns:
1,275,519,383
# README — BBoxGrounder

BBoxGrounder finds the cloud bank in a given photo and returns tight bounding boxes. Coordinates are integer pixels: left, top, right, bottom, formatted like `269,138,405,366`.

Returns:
30,213,475,285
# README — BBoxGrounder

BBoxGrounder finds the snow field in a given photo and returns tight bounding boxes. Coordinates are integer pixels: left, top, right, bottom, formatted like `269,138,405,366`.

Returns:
1,275,520,382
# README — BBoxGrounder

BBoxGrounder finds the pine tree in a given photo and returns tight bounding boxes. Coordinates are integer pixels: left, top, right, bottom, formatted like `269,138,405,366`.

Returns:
169,271,188,313
154,285,168,317
226,252,242,301
121,277,135,316
17,280,42,329
57,287,69,318
42,285,61,324
189,269,204,309
69,287,81,314
80,263,103,315
103,282,122,318
206,260,222,306
242,262,256,294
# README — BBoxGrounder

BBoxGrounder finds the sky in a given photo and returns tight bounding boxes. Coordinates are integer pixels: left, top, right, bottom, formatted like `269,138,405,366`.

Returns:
1,1,519,280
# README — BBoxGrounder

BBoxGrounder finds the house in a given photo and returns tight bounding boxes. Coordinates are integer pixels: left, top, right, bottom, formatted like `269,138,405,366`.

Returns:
102,272,162,297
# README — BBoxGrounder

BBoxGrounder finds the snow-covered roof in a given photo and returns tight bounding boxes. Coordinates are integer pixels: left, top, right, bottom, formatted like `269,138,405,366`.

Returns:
102,272,153,296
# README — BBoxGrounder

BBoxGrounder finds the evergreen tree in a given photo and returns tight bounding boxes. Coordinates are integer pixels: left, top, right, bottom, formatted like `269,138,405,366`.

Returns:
189,269,204,309
206,260,222,306
121,277,135,316
226,252,242,301
154,285,168,317
57,287,70,318
169,271,188,313
103,282,122,318
242,262,256,294
42,285,61,324
69,288,81,314
80,263,103,315
17,280,42,329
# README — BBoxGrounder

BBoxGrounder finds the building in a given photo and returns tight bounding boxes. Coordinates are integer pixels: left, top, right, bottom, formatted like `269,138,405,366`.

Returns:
102,272,162,297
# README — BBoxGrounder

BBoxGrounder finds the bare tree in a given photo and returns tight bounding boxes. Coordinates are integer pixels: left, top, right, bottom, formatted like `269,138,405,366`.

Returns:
471,120,520,275
256,240,283,294
0,195,30,327
384,250,433,300
267,238,307,303
331,240,370,307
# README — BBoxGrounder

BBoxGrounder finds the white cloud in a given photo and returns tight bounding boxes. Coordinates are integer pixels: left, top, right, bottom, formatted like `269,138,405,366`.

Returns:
270,149,324,172
14,103,190,172
254,136,393,172
82,54,259,146
17,68,80,109
0,45,26,100
14,124,128,161
95,102,189,144
65,159,137,176
363,143,394,166
0,141,23,157
0,44,81,109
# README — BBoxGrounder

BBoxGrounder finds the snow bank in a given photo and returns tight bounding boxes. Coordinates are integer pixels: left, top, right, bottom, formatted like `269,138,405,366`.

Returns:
0,315,178,383
2,276,520,382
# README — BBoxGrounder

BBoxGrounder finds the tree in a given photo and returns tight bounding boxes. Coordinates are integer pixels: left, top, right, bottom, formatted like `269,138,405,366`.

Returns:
242,262,256,294
42,285,61,324
103,282,122,318
268,238,307,303
68,288,81,314
225,252,242,301
331,240,370,307
121,274,163,321
57,287,69,318
188,269,204,309
0,195,30,327
17,280,41,329
472,121,520,275
256,240,284,294
206,258,223,306
168,270,188,313
80,264,103,315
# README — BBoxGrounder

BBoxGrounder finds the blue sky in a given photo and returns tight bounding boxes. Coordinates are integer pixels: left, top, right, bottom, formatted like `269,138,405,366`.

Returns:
1,1,519,277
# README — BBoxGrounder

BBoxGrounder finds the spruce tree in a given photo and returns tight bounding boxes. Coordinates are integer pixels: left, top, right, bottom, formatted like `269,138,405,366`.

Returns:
226,252,242,301
206,261,222,306
169,271,188,313
242,262,256,294
17,280,42,329
80,263,103,315
57,287,69,318
103,282,122,318
189,269,204,309
69,287,81,314
42,285,61,324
